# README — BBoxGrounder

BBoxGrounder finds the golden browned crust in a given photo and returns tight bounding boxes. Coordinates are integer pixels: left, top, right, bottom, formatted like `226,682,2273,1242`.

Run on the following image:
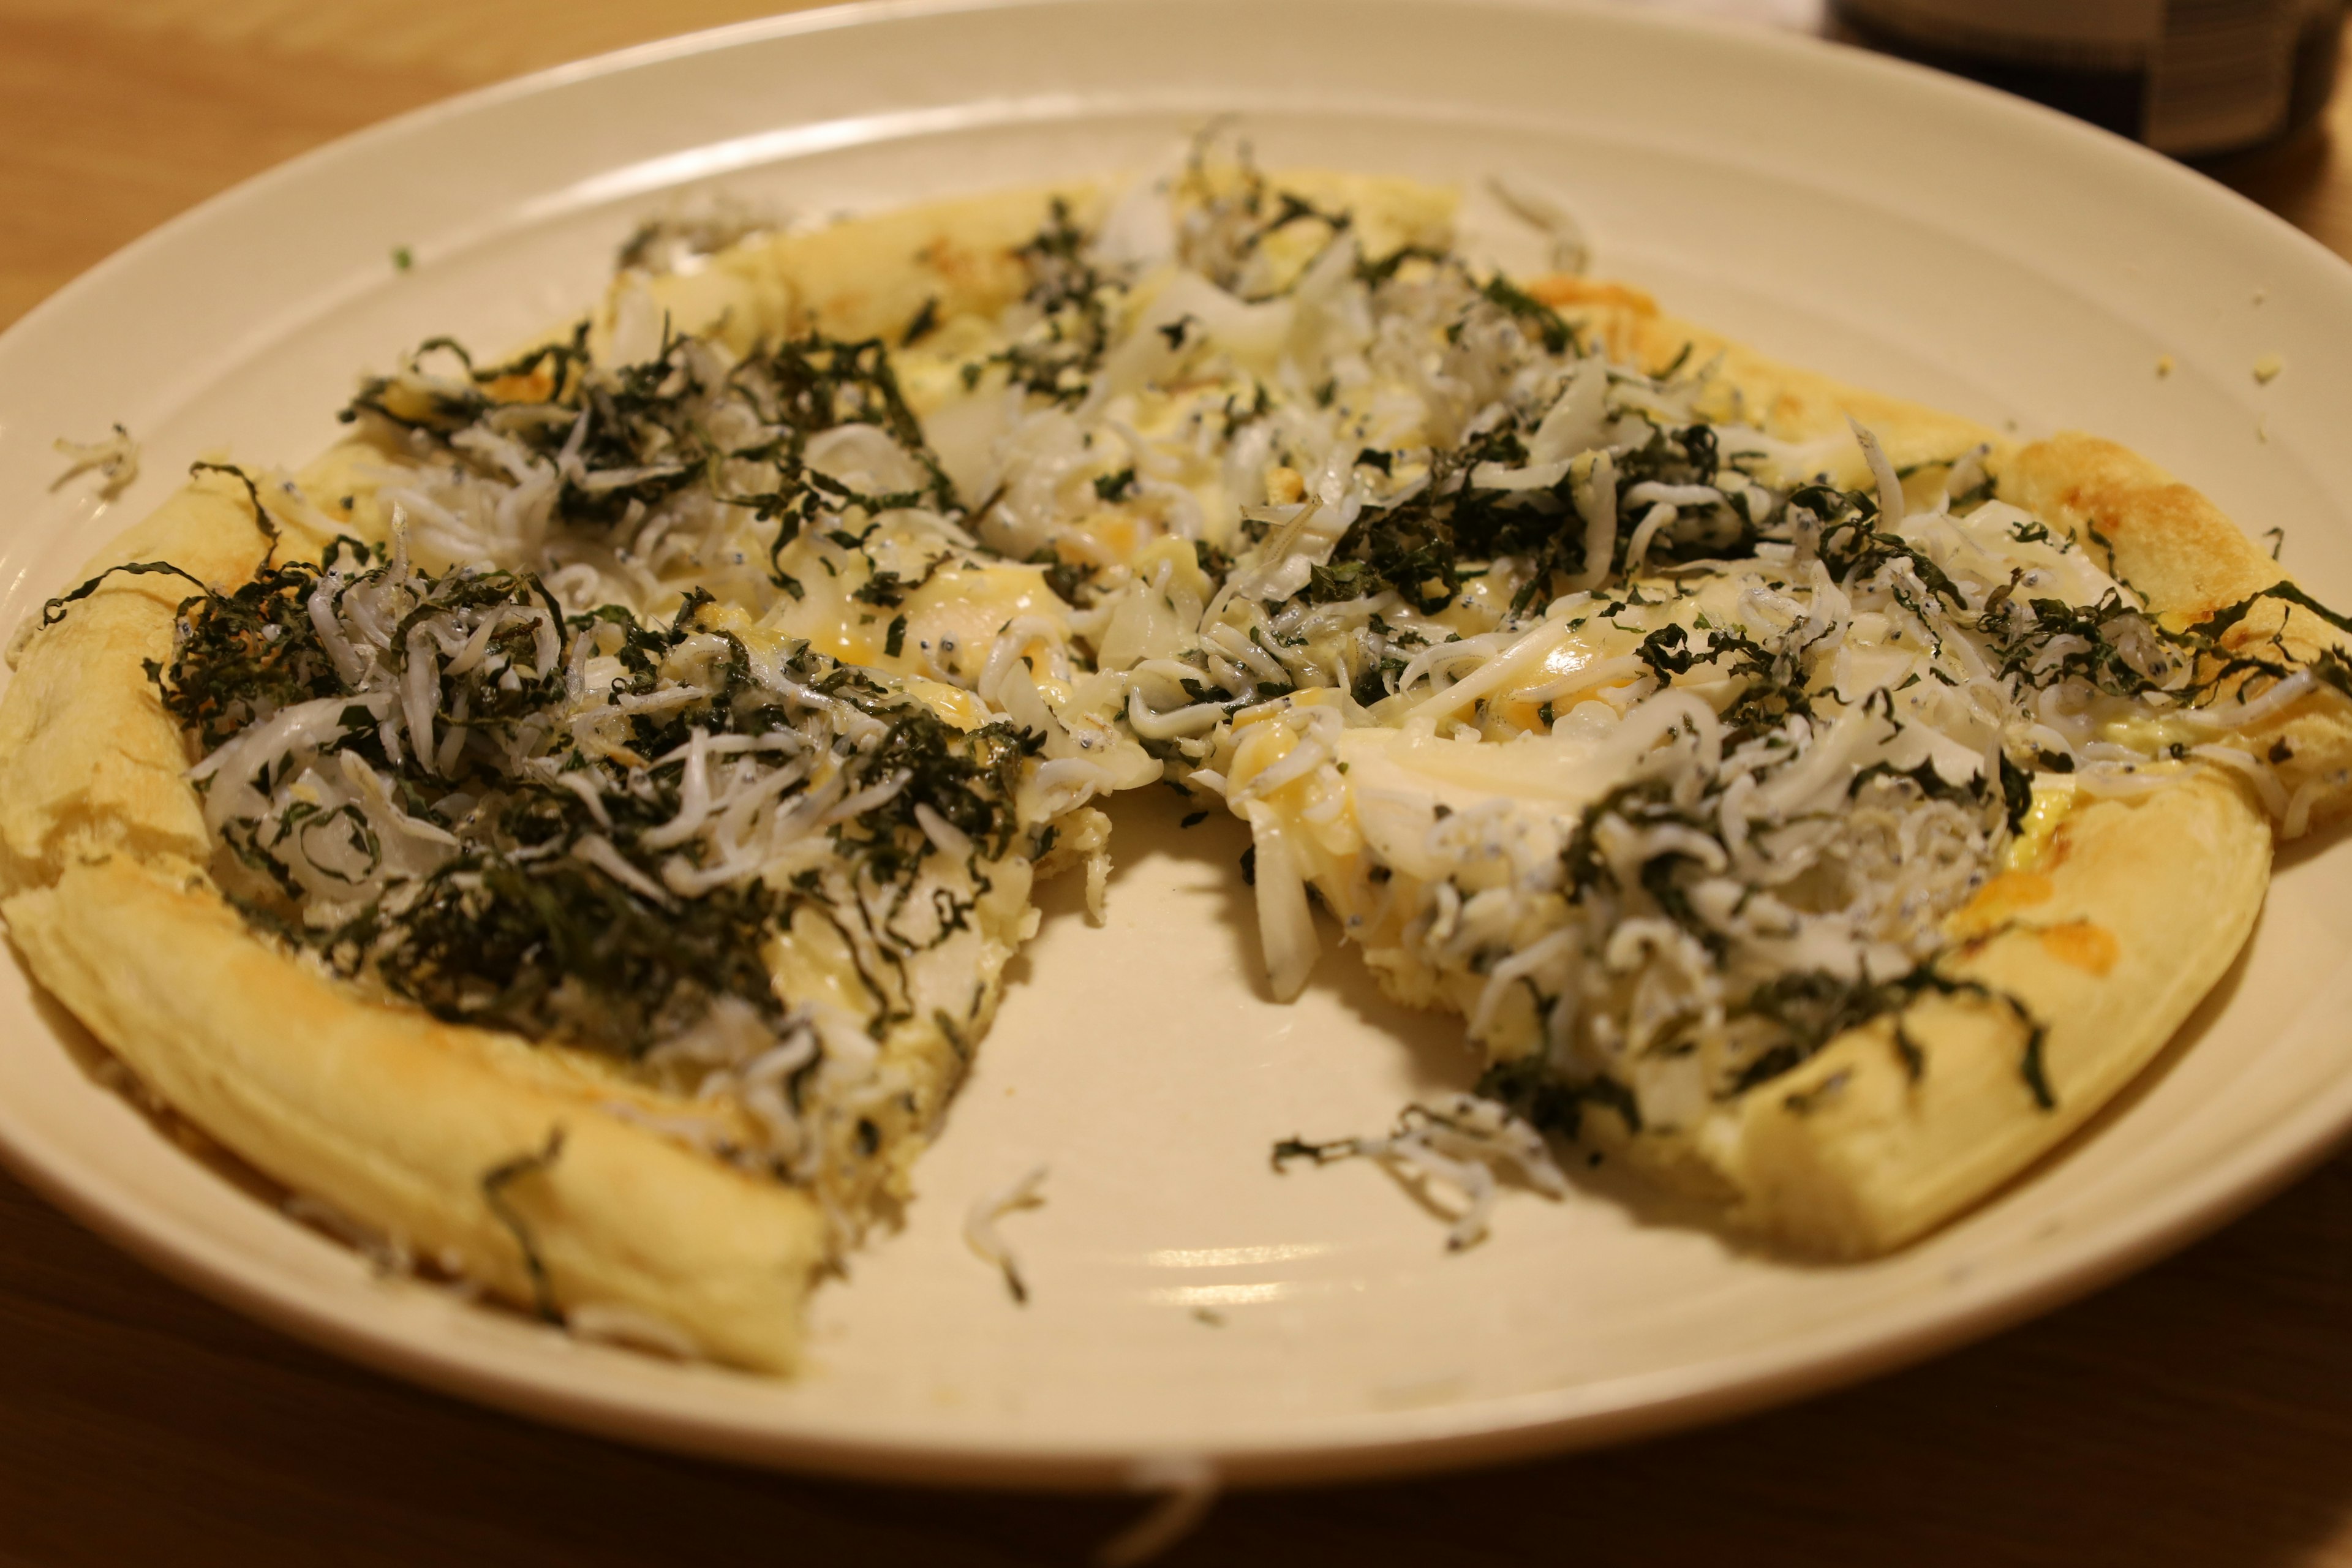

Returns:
592,186,1093,360
1999,433,2280,619
0,477,290,895
6,856,826,1368
769,187,1071,342
1999,432,2352,833
1532,275,2004,484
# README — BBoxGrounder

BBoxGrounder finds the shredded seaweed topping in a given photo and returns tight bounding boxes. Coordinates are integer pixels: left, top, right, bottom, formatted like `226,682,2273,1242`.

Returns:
151,542,1031,1080
340,320,960,579
974,197,1114,405
480,1126,567,1321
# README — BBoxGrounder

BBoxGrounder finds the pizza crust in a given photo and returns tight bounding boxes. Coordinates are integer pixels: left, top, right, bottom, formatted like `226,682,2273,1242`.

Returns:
1532,276,2006,486
6,856,826,1370
0,475,294,894
1999,433,2352,835
591,184,1083,360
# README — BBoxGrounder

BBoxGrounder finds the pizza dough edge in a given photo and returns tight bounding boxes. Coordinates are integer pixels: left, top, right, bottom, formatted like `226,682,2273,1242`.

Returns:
3,856,828,1371
1999,432,2352,834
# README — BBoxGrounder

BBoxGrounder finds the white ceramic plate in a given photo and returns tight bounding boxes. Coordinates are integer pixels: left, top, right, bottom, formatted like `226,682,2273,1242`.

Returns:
6,0,2352,1490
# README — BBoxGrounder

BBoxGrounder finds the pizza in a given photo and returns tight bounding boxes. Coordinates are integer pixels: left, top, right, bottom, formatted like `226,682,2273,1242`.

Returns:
5,138,2348,1371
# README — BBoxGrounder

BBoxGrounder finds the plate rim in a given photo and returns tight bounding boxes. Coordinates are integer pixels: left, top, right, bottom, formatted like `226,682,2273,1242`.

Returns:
4,0,2351,1490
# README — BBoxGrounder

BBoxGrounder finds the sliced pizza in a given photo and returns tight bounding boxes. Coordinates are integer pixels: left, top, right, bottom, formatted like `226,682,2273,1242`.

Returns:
5,140,2347,1373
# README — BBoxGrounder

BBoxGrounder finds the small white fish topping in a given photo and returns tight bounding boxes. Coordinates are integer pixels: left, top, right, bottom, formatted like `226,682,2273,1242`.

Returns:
53,423,140,498
1277,1095,1569,1251
964,1162,1050,1303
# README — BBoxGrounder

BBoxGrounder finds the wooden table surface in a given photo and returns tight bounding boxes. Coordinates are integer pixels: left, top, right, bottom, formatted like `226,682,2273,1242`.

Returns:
9,4,2352,1564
